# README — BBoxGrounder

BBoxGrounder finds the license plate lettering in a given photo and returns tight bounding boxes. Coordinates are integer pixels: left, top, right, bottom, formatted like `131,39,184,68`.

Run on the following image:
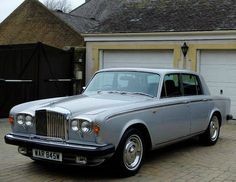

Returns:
32,149,62,162
38,150,44,157
45,151,59,160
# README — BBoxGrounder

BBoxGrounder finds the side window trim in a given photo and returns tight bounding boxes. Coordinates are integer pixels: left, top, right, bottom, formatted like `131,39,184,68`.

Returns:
160,73,204,98
181,73,203,96
195,75,204,95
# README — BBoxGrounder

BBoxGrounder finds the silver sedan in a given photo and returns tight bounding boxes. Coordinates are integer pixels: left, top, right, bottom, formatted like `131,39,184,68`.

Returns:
5,68,232,176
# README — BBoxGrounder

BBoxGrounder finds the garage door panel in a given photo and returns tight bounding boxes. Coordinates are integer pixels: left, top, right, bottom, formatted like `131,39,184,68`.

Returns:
207,82,236,88
102,50,173,69
207,85,236,96
201,61,236,66
201,67,236,82
104,62,166,69
199,50,236,118
201,60,236,65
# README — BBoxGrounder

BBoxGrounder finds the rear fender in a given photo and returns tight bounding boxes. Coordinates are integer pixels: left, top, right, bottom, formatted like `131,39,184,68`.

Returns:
207,109,222,128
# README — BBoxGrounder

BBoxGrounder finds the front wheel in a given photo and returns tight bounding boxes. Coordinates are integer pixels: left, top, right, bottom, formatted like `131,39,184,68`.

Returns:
111,128,145,177
200,115,220,146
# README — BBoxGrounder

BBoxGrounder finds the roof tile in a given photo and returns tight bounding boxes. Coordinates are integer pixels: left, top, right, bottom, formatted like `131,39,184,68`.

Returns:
72,0,236,33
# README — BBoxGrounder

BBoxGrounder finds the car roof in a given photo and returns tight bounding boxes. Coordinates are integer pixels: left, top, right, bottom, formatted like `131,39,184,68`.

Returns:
97,68,198,75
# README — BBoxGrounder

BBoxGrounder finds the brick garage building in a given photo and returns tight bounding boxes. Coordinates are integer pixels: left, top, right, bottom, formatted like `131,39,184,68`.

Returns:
0,0,97,49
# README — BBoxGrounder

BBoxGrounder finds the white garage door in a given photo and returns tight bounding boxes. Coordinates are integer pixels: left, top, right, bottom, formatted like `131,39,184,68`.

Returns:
199,50,236,118
101,50,173,69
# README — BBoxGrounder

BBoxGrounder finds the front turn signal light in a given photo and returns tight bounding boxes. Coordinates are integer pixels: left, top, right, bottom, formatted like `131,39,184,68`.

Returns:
93,125,100,135
8,116,14,125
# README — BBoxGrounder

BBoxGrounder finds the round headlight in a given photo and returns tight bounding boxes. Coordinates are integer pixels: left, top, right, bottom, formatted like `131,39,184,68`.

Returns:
25,115,33,126
17,115,24,125
71,120,79,131
80,120,91,133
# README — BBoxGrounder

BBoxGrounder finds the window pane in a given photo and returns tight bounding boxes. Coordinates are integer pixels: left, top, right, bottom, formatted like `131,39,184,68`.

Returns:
161,74,182,98
85,72,115,91
85,71,160,97
182,74,203,96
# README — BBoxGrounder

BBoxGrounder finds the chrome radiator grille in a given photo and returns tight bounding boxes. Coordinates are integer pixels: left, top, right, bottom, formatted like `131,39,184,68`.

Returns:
35,110,66,139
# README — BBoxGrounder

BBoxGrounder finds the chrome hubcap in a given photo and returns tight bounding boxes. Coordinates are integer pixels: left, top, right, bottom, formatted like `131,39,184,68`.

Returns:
123,134,143,171
210,116,219,141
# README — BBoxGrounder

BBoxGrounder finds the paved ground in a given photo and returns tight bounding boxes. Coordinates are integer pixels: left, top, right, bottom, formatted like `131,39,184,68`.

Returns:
1,118,236,182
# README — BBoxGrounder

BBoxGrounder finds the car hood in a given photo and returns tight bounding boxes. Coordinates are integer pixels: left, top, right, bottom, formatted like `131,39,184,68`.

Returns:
11,93,151,117
49,94,150,115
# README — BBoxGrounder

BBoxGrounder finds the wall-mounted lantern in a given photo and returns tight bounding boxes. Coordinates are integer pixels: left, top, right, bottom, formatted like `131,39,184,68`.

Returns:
181,42,189,57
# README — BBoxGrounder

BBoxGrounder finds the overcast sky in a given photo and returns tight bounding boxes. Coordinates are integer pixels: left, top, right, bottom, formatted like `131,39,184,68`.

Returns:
0,0,85,23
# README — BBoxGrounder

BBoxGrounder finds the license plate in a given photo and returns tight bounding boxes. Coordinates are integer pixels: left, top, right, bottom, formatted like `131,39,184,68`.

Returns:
32,149,62,162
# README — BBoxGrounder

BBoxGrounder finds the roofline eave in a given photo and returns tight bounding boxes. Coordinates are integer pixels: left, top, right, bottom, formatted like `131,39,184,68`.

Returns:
82,30,236,37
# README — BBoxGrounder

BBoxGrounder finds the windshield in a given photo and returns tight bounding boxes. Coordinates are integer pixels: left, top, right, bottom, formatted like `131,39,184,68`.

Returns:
84,71,160,97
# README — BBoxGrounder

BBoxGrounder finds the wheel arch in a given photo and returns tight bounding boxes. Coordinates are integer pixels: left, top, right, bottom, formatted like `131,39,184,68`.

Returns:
209,110,222,127
110,120,150,176
119,120,152,151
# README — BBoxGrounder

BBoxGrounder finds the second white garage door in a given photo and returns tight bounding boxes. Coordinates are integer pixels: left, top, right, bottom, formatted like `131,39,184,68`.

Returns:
199,50,236,118
101,50,174,69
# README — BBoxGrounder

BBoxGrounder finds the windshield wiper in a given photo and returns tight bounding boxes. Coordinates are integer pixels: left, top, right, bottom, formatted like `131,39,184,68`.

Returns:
97,90,126,94
131,92,154,98
109,91,154,98
108,91,127,95
99,90,154,98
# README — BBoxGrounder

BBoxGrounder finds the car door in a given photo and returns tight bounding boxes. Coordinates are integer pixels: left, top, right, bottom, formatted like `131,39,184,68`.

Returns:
181,74,212,134
153,73,191,145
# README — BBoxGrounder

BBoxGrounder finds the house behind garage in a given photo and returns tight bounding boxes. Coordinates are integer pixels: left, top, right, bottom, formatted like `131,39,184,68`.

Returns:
0,0,98,48
78,0,236,117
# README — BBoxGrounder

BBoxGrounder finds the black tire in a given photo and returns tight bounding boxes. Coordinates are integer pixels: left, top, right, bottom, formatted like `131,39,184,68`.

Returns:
111,128,145,177
200,115,220,146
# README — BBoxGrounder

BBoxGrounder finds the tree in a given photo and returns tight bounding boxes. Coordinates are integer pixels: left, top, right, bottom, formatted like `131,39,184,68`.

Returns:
44,0,71,13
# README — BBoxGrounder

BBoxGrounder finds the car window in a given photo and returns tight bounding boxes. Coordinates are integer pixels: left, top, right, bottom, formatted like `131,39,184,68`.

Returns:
161,74,182,98
146,74,160,97
85,71,160,97
117,73,136,91
182,74,203,96
84,72,115,91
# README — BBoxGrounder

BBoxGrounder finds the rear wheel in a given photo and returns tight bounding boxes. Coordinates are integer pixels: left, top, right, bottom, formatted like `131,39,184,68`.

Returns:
112,128,145,177
200,115,220,146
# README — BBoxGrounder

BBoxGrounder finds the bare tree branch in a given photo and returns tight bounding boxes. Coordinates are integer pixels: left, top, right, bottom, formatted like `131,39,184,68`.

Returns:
44,0,71,13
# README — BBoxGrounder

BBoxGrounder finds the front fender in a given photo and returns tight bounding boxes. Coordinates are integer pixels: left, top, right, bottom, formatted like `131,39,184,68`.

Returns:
119,119,151,146
101,115,152,149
